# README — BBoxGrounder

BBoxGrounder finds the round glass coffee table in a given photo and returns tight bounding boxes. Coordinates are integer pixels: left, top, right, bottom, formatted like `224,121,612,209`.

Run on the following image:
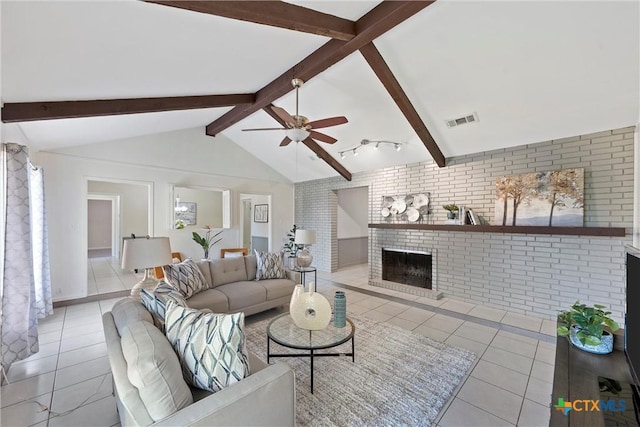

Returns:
267,313,355,393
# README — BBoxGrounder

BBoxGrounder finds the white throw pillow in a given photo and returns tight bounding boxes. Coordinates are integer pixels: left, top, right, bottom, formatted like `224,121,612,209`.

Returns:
164,302,250,392
162,258,208,298
254,250,287,280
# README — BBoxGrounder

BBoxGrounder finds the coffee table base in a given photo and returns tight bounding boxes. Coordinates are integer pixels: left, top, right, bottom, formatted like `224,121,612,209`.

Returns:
267,335,355,394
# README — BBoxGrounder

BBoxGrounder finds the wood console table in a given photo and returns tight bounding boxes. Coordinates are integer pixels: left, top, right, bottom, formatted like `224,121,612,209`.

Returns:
551,335,637,426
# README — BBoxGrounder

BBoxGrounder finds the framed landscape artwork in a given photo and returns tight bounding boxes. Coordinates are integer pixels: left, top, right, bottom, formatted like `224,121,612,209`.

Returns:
495,168,584,226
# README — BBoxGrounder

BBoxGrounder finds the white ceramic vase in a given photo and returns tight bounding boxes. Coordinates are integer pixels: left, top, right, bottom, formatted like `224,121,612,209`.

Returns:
289,284,304,312
289,282,331,330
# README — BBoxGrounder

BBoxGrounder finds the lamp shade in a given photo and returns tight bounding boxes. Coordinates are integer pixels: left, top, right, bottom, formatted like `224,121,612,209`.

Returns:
295,229,316,245
121,237,173,270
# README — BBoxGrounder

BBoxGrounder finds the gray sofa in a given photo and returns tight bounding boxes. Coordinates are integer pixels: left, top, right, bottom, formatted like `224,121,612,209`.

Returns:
103,297,296,427
186,255,297,315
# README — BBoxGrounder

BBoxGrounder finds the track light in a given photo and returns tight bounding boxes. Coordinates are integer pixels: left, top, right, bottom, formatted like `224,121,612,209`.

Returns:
374,143,379,150
395,143,401,152
353,148,358,156
340,152,346,159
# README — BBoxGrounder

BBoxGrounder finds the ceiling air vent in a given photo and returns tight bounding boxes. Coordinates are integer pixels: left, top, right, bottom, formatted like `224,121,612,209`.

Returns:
445,112,479,128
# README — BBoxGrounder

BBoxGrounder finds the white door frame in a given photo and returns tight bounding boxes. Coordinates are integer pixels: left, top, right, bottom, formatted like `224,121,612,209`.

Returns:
88,193,121,258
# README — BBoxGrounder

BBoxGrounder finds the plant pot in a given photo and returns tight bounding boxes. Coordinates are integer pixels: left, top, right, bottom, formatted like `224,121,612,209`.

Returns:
569,324,613,354
447,211,456,219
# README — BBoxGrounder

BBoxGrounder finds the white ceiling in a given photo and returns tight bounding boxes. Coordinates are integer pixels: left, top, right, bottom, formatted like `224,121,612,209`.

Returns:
2,0,639,183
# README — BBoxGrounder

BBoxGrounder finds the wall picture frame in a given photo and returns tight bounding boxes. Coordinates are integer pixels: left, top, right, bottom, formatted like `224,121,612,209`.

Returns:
254,204,268,223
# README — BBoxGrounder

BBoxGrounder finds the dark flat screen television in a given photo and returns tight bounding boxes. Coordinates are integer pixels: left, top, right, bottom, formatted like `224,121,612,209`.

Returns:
627,251,640,389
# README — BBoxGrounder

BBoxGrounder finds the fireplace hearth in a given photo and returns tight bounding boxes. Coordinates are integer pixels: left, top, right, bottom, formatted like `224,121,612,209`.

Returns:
382,248,432,289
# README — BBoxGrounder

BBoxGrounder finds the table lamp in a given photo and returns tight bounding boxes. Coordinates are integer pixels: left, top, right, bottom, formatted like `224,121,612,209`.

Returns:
122,236,173,297
295,229,316,268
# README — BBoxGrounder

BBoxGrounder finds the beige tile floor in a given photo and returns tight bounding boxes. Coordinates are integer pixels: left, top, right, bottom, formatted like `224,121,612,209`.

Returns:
1,264,555,426
87,257,139,296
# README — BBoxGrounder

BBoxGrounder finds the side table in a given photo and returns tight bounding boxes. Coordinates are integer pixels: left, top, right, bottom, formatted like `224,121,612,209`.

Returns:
293,266,316,289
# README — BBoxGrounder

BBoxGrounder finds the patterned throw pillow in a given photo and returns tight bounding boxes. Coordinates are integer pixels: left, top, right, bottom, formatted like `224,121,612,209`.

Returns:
162,258,208,298
164,302,250,392
254,250,287,280
140,282,188,332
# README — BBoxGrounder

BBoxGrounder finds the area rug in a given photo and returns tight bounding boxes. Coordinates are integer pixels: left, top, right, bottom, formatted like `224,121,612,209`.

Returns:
244,314,477,427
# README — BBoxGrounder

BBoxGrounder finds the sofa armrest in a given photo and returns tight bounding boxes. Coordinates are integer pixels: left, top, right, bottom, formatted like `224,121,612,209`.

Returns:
285,269,300,284
153,362,295,427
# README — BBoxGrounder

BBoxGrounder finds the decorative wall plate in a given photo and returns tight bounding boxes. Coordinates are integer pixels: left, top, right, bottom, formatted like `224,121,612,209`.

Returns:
382,196,394,208
413,193,429,208
391,199,406,214
381,207,390,217
406,207,420,222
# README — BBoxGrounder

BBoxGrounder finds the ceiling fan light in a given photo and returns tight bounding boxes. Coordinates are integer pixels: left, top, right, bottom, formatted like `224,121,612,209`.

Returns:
286,128,310,142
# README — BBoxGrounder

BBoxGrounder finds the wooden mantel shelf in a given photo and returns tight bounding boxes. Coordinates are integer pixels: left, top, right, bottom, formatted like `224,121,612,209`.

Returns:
368,223,626,237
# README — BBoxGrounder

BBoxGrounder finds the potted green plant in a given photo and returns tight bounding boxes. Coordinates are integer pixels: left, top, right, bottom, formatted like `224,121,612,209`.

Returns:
557,301,619,354
283,225,302,268
442,204,459,220
192,225,223,260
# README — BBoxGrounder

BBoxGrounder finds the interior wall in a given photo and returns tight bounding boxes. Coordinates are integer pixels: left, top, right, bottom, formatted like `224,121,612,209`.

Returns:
295,126,635,323
87,199,111,250
32,127,293,301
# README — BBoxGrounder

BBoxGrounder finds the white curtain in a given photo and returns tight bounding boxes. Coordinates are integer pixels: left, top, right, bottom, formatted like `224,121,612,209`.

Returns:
1,143,52,373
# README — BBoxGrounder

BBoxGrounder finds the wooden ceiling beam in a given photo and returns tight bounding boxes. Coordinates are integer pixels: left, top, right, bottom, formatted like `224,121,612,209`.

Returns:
1,94,255,123
145,0,356,41
359,42,446,167
263,104,352,181
206,1,435,137
302,138,352,181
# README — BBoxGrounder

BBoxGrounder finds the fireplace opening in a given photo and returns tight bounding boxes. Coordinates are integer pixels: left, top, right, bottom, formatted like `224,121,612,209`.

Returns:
382,249,432,289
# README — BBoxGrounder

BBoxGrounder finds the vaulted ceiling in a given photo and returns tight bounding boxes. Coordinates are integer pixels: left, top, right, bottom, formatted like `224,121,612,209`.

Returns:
2,1,638,183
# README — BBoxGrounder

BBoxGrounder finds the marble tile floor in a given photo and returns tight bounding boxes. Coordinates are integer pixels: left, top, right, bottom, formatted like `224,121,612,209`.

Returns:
1,265,555,427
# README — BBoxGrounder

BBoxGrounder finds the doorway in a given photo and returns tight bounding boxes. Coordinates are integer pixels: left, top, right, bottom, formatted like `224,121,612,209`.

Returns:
87,194,120,259
239,193,271,252
336,186,369,269
86,178,152,296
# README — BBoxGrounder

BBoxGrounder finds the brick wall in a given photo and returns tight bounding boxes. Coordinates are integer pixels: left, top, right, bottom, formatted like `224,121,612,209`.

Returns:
295,127,635,321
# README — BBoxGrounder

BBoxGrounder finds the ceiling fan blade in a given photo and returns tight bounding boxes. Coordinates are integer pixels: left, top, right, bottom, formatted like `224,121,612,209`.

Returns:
242,127,286,131
271,106,295,125
280,136,292,146
307,116,348,129
310,130,337,144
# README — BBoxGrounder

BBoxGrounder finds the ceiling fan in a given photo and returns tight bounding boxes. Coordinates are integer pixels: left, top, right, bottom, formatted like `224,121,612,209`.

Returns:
242,78,348,147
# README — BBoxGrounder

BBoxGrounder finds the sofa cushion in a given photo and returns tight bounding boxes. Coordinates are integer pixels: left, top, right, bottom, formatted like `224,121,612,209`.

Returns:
164,302,250,393
185,288,229,313
195,260,213,289
209,257,248,288
120,320,193,422
254,251,287,280
111,298,154,336
245,255,258,281
216,282,266,311
258,279,296,301
162,259,208,298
